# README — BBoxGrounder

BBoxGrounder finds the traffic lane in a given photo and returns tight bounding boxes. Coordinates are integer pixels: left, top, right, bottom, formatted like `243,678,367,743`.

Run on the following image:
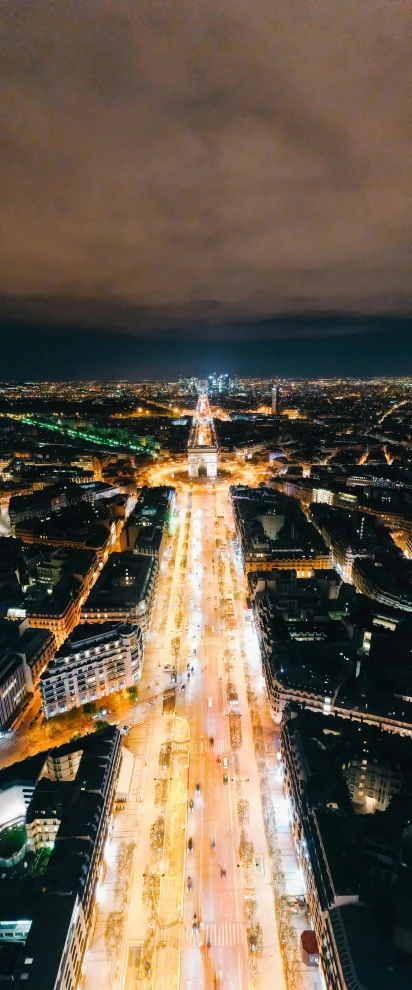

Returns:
181,488,247,986
201,741,231,921
183,691,244,984
201,680,247,989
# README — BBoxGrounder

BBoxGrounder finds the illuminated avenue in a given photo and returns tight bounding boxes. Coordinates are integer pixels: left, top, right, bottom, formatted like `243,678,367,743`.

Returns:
1,377,412,990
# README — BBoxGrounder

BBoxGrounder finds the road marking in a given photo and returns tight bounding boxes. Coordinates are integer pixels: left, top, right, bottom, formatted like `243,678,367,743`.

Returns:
129,702,147,725
186,922,243,947
199,737,229,754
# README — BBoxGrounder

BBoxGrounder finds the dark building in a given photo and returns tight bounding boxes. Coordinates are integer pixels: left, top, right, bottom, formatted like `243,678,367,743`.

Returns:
81,550,158,637
0,727,121,990
0,618,55,687
9,484,87,529
120,485,175,560
230,485,331,574
0,652,30,730
281,708,412,990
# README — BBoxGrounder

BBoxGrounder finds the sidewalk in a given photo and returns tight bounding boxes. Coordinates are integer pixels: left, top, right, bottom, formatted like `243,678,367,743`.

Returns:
244,620,324,990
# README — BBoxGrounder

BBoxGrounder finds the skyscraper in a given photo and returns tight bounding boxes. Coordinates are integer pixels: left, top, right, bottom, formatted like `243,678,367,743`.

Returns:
272,385,280,416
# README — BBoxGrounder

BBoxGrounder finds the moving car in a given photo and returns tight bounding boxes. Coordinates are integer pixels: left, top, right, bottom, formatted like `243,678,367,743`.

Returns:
223,773,228,784
188,837,193,852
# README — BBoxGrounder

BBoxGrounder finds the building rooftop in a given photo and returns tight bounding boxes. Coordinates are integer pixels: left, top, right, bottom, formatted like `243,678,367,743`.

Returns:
83,550,156,614
282,708,412,990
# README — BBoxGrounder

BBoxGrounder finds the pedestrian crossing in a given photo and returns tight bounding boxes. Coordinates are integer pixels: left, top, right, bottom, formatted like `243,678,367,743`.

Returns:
200,737,230,754
129,695,163,726
186,922,244,947
0,735,19,758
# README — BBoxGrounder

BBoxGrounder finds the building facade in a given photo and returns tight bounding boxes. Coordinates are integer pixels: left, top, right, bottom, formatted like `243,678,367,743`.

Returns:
40,621,143,718
0,653,30,729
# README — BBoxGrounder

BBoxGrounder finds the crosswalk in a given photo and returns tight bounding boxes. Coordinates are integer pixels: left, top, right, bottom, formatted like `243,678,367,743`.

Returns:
186,922,244,947
129,695,163,726
0,735,19,759
200,737,230,754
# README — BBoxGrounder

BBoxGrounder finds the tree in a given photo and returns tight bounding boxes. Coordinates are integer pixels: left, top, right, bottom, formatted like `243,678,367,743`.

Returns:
104,912,124,959
83,701,97,715
155,779,168,808
239,830,254,868
93,719,108,733
126,685,138,704
142,870,161,914
150,815,165,857
237,799,250,829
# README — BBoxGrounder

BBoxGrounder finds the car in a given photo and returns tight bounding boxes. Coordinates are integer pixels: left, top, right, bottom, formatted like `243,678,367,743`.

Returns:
181,684,186,692
164,663,172,671
186,876,192,893
208,697,212,708
189,799,194,812
223,758,228,769
188,837,193,852
223,773,228,784
196,782,200,794
122,724,131,733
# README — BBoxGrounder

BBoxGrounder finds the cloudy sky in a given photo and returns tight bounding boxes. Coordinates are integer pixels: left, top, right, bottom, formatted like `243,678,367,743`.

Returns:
1,0,411,372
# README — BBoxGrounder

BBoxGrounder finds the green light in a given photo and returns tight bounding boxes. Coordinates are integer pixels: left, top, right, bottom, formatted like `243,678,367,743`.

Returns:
17,415,160,458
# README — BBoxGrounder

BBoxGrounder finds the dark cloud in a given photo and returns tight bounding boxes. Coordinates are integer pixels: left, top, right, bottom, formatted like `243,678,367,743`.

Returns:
1,0,411,336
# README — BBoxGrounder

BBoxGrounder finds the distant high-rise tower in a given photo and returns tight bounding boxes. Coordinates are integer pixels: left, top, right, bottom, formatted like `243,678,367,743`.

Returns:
272,385,280,416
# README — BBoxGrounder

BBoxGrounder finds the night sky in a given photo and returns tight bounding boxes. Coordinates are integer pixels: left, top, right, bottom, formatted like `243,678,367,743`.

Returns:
1,1,411,378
